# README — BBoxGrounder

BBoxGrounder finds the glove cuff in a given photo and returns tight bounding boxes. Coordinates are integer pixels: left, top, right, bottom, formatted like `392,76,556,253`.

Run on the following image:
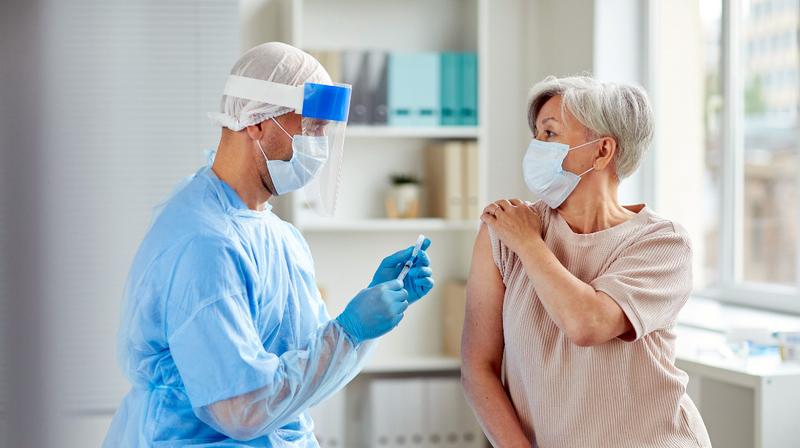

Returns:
335,313,363,345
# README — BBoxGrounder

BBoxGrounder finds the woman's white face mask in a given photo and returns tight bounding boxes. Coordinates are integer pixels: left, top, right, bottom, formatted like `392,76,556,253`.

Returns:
522,137,602,208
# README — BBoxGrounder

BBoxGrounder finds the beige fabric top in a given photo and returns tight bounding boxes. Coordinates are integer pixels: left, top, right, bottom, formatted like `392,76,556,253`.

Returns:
488,201,711,448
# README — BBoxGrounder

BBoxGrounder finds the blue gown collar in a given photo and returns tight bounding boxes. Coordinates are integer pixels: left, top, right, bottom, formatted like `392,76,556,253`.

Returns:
199,166,274,218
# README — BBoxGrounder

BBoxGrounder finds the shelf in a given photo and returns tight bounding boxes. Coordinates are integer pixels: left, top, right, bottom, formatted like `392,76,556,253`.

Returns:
361,356,461,374
347,125,481,139
297,218,481,232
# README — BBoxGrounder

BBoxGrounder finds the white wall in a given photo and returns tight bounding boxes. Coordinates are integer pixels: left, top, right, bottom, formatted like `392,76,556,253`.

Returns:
593,0,653,205
240,0,291,52
525,0,596,82
484,0,532,202
648,0,707,286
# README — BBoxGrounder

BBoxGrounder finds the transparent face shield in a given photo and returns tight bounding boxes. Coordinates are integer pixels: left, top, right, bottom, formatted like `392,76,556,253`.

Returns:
222,75,352,216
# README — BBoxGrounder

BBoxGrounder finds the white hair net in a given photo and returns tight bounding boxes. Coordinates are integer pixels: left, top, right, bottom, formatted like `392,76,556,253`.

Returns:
209,42,332,131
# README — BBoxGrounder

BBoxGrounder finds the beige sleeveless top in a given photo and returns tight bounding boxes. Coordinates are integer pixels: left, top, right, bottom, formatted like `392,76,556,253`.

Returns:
488,201,711,448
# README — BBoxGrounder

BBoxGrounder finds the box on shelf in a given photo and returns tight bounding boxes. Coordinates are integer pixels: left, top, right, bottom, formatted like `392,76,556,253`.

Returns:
442,280,467,358
425,140,480,220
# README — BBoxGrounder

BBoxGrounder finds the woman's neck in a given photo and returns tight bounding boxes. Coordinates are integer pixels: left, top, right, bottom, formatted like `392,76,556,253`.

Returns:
556,176,636,234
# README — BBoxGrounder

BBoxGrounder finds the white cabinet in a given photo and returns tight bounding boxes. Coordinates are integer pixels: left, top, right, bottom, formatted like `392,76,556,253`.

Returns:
424,377,484,448
308,392,346,447
346,373,484,448
676,325,800,448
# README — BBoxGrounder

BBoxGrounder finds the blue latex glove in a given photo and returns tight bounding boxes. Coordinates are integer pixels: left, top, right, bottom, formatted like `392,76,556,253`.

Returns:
370,238,434,304
336,279,409,344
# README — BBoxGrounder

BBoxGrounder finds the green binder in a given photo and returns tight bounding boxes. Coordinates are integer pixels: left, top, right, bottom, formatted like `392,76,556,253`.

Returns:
440,52,461,126
460,53,478,126
388,52,441,126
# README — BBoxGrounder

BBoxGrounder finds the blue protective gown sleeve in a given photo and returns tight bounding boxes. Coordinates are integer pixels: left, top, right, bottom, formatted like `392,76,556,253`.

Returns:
166,236,374,442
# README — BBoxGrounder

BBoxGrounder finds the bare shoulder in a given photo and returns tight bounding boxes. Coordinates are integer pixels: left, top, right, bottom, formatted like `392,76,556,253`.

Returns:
473,222,494,257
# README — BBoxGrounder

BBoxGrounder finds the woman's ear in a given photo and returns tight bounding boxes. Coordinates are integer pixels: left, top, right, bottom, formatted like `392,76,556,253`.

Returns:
594,137,617,171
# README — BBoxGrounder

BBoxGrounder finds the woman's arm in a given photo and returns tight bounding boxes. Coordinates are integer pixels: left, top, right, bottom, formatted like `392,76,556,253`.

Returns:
481,199,632,347
461,224,531,447
515,237,631,346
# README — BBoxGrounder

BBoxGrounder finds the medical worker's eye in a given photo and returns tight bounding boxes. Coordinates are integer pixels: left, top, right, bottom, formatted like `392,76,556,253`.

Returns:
305,119,329,136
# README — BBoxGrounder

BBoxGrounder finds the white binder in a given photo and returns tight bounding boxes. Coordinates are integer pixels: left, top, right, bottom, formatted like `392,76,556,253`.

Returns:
424,377,484,448
369,378,426,447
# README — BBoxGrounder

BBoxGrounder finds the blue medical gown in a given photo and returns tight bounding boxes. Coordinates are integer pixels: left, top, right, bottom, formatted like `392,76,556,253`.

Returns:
103,166,373,447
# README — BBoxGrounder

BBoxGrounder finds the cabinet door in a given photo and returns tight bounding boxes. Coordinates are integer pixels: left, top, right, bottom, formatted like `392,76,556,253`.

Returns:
308,392,346,447
424,377,483,448
369,378,427,448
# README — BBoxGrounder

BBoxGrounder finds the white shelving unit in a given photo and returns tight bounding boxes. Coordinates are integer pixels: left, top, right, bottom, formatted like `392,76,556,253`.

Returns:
281,0,488,356
276,0,490,446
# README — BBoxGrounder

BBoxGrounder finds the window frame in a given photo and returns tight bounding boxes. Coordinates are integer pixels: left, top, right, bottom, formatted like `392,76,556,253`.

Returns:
668,0,800,314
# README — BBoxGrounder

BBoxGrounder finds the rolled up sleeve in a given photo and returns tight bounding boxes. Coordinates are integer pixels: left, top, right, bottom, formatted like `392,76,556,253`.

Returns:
591,230,693,341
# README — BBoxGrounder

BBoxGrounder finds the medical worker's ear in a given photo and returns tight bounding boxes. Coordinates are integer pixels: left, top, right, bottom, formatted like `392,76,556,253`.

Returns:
244,121,266,141
594,137,617,171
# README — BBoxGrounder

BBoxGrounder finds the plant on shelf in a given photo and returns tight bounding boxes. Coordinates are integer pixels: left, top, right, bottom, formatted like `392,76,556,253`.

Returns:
385,173,421,219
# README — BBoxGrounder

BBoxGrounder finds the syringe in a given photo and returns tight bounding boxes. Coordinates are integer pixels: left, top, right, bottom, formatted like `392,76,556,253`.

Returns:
397,234,426,282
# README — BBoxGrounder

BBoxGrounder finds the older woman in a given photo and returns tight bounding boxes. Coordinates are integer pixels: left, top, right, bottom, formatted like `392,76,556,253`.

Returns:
461,76,711,447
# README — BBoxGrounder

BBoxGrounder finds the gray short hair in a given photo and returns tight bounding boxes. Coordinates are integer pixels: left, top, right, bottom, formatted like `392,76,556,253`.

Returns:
528,76,654,179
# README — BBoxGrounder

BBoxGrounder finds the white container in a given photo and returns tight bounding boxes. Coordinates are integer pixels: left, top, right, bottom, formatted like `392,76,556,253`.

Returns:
385,183,421,219
776,331,800,362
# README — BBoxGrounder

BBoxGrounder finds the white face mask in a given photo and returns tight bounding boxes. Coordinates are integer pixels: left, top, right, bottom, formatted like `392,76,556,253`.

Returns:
522,137,601,208
257,119,329,195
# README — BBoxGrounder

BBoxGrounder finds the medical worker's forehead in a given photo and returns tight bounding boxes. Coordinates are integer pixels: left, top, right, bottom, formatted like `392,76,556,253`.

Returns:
276,112,303,129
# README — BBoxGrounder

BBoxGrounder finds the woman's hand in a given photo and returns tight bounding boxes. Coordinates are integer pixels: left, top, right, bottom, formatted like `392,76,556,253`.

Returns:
480,199,542,254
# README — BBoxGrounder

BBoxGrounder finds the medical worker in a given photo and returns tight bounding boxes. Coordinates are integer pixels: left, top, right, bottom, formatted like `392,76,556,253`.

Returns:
103,42,434,447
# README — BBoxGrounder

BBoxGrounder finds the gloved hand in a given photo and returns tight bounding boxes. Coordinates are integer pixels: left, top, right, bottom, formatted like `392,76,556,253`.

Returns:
335,279,409,344
370,238,434,304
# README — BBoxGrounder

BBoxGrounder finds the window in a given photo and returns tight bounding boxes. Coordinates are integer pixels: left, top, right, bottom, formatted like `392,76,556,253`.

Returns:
700,0,724,289
696,0,800,312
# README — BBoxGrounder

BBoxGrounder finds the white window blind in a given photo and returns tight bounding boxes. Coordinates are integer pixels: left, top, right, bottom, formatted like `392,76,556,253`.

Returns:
0,149,6,421
40,0,240,412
